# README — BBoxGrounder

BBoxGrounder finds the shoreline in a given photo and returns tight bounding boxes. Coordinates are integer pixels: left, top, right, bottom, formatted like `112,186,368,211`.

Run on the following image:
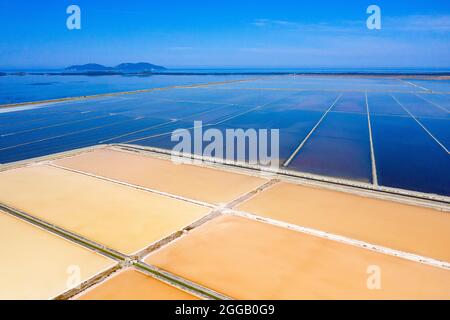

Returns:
2,71,450,78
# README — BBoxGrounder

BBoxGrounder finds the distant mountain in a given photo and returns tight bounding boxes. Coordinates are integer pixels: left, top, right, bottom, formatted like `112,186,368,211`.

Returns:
65,63,114,72
0,72,6,76
64,62,167,73
115,62,167,72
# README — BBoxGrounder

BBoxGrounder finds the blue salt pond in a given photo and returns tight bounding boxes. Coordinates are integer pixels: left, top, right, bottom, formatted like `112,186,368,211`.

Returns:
0,75,448,196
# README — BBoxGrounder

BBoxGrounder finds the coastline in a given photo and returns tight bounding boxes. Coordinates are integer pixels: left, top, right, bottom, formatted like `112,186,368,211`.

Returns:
3,71,450,78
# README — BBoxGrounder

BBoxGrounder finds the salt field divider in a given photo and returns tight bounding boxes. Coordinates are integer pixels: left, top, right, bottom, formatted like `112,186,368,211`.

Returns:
0,113,119,137
401,80,432,92
98,102,234,144
365,92,379,186
0,116,142,152
391,94,450,154
116,144,450,206
227,209,450,270
1,144,449,299
283,93,343,167
0,187,230,300
414,94,450,113
49,163,216,209
0,202,128,261
121,91,298,145
134,261,231,300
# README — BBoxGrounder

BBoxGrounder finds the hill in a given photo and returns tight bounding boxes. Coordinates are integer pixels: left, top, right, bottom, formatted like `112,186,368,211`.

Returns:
65,64,114,72
115,62,166,72
65,62,167,73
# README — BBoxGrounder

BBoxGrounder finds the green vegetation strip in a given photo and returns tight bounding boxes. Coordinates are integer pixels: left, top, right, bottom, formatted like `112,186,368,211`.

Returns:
0,201,229,300
133,261,229,300
0,203,127,261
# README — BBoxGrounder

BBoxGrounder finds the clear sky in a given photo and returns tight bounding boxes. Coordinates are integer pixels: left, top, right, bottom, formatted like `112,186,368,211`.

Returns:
0,0,449,69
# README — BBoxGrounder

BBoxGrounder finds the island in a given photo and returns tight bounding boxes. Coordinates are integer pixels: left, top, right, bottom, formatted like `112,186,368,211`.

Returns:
64,62,167,74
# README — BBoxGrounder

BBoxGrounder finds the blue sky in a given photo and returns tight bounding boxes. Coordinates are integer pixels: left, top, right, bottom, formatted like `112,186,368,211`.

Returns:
0,0,449,69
